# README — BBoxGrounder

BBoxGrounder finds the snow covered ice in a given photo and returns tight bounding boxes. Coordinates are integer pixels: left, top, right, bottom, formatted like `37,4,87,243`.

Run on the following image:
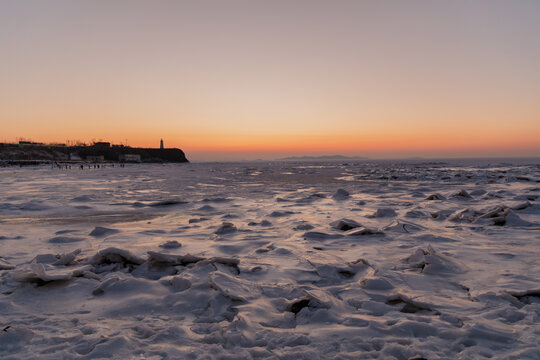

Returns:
0,159,539,359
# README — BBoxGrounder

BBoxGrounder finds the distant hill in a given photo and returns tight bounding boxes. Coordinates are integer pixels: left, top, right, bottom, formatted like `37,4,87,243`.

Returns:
277,155,368,161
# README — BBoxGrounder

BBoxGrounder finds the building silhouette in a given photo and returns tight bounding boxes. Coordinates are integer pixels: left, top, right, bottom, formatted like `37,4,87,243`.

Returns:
160,139,164,149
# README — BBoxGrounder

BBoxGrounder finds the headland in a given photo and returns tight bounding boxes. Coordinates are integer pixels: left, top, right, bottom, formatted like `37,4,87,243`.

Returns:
0,140,188,165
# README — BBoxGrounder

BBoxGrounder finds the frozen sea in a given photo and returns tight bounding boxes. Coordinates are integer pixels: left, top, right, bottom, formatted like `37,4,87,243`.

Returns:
0,159,539,359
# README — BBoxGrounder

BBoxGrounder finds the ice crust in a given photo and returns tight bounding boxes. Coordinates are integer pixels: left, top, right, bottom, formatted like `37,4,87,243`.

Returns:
0,160,539,359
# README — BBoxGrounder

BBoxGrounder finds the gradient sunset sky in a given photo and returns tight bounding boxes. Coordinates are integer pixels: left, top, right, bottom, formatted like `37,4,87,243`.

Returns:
1,1,539,161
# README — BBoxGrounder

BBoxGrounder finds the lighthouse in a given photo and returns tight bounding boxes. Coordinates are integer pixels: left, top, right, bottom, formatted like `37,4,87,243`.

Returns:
160,139,164,149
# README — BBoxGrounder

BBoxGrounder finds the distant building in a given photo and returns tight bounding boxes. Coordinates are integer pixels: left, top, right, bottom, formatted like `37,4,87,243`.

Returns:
86,155,105,162
119,154,141,163
18,141,43,146
93,142,110,150
69,153,82,161
160,139,164,149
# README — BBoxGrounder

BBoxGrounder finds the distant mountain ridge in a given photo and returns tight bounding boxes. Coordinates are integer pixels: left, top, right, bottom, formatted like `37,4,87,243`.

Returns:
278,155,368,161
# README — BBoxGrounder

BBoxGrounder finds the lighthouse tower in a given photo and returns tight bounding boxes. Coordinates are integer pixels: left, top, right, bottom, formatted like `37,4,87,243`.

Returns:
160,139,164,149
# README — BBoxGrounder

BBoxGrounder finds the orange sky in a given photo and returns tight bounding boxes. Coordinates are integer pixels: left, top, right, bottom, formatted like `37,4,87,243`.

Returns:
1,1,539,161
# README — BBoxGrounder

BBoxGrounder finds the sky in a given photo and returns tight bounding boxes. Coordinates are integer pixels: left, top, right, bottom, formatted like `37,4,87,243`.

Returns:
1,0,539,161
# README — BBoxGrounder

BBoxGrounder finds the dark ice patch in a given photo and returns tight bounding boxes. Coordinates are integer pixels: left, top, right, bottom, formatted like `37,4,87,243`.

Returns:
89,227,120,237
48,236,85,244
148,200,188,207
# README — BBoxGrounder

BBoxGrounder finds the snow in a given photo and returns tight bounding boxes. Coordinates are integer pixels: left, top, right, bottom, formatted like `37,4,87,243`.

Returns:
0,159,539,359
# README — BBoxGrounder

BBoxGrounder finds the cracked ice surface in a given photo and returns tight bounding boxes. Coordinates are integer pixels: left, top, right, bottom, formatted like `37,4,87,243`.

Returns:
0,159,539,359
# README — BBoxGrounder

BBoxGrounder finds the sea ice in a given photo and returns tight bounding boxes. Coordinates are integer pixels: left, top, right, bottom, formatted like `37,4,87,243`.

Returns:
0,160,538,359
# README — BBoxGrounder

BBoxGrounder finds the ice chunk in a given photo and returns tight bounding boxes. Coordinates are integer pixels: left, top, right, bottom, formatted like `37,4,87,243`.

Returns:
269,210,295,217
197,205,216,211
330,218,362,231
32,254,58,264
52,249,81,266
347,227,383,236
158,240,182,249
360,277,394,290
475,206,533,226
147,251,203,266
386,294,439,314
215,222,237,234
425,193,445,200
370,208,397,218
0,258,14,270
509,289,540,305
332,189,350,200
452,189,472,198
210,272,258,302
88,247,145,271
403,245,464,274
293,223,314,231
148,251,239,274
449,208,480,222
12,263,74,283
382,220,425,233
512,201,532,210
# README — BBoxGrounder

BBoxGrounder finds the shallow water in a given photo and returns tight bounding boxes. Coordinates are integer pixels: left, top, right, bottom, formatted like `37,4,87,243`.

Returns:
1,160,539,359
